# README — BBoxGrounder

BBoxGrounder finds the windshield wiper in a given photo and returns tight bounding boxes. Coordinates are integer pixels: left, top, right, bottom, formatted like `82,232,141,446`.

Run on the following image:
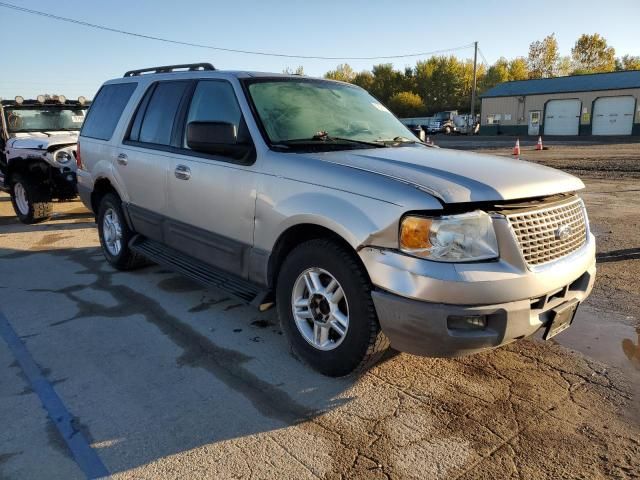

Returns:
275,132,388,149
375,136,421,146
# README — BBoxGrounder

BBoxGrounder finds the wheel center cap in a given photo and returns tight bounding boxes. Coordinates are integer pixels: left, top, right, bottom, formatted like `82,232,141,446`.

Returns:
309,294,330,322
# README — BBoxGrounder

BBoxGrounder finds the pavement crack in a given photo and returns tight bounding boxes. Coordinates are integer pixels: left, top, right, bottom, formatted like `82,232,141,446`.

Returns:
268,434,322,479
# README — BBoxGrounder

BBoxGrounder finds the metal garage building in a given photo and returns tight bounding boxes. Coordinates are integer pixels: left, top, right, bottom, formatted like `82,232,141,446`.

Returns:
480,70,640,136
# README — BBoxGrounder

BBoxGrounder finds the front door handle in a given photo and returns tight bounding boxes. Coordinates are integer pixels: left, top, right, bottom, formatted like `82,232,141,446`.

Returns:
174,165,191,180
116,153,128,165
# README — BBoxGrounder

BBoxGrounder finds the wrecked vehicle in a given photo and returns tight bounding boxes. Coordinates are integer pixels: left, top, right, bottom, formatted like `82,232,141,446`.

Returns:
0,95,90,223
77,64,596,376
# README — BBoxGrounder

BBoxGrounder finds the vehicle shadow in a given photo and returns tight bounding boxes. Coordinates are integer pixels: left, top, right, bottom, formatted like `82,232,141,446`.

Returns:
596,247,640,263
0,220,95,233
0,209,94,231
0,243,400,475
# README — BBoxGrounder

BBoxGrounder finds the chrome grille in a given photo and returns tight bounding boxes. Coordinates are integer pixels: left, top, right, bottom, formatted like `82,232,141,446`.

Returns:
506,197,587,267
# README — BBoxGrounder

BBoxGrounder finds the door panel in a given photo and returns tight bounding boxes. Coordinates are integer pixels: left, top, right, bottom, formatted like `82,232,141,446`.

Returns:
165,156,255,275
544,99,581,136
117,80,192,239
592,96,634,136
113,146,168,240
165,156,256,275
165,80,257,277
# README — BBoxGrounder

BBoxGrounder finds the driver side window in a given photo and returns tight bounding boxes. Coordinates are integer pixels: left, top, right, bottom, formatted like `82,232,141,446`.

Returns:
184,81,245,148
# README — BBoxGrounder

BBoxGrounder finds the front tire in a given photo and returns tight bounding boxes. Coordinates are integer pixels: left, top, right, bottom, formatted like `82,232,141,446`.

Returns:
277,239,389,377
97,193,146,270
10,174,52,224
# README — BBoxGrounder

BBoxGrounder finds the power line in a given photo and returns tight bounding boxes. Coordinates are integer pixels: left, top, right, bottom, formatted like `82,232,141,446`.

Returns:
477,47,489,66
0,2,475,61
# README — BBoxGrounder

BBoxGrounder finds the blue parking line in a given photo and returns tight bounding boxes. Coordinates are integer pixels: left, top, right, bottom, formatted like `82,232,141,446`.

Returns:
0,310,109,479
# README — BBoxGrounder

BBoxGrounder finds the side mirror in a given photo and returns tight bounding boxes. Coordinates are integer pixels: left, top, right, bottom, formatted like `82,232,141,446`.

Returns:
186,121,249,157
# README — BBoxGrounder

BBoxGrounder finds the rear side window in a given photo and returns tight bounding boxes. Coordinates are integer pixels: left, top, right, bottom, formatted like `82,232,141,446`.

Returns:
136,81,190,146
81,83,137,140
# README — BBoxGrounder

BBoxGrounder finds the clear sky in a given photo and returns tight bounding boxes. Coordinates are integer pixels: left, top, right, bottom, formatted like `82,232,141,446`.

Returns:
2,0,639,99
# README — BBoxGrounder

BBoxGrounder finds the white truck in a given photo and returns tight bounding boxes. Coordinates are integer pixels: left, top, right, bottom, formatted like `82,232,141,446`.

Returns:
0,95,90,223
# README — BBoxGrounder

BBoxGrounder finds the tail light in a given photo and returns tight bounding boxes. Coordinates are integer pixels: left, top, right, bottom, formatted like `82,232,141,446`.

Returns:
76,141,85,170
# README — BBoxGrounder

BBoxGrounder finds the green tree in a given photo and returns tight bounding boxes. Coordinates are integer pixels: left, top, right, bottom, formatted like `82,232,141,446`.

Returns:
508,57,529,80
557,56,573,76
352,70,374,92
616,55,640,71
458,58,485,112
368,64,404,103
571,34,616,73
414,56,465,112
402,66,417,93
481,57,510,91
528,34,560,78
324,64,355,82
386,91,425,118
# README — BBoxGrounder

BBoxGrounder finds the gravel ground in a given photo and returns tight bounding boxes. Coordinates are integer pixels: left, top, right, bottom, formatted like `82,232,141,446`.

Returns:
0,141,638,479
436,136,640,179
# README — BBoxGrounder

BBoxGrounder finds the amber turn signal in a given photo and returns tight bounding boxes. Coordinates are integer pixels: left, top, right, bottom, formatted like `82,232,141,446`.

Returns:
399,216,432,250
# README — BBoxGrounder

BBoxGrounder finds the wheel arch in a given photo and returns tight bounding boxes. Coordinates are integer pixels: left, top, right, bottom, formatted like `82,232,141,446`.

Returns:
6,157,50,183
91,177,120,214
267,222,371,291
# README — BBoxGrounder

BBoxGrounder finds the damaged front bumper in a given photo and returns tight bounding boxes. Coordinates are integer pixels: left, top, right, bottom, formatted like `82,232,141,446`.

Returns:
359,232,596,357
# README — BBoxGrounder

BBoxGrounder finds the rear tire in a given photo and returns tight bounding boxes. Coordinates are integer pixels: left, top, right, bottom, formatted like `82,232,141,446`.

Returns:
276,239,389,377
10,174,52,224
97,193,146,270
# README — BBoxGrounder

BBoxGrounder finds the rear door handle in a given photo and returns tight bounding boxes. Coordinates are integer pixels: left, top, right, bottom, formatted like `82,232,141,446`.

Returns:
174,165,191,180
116,153,128,165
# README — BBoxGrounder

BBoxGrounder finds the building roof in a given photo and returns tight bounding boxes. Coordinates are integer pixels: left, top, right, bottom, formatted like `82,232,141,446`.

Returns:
481,70,640,98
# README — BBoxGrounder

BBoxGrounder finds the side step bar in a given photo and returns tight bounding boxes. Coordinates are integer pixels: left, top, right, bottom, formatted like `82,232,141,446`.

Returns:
130,236,270,308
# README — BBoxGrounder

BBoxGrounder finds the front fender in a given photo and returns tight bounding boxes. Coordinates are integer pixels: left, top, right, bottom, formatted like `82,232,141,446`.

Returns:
255,178,417,253
271,192,381,248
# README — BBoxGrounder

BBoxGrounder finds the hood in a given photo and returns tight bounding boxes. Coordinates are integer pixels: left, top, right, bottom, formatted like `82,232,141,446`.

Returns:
304,146,584,204
7,132,79,151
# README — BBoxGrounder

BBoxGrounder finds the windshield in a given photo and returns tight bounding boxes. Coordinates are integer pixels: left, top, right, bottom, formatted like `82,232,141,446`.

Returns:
246,79,417,147
4,107,88,134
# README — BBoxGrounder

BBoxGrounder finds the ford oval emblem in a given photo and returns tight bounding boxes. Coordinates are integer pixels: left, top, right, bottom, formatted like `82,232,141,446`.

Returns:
555,224,573,240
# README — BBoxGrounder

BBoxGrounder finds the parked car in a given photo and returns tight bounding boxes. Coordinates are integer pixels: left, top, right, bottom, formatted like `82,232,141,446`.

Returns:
0,95,90,223
77,63,596,376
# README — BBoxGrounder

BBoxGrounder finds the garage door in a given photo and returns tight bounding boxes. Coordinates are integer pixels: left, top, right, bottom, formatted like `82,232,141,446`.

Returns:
544,99,581,135
592,96,635,135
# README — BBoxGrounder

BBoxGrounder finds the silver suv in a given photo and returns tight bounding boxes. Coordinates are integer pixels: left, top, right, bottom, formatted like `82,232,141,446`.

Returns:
77,63,596,376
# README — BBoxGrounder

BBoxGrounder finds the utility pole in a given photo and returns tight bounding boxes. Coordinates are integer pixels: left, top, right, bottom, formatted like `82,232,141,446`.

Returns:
470,41,478,133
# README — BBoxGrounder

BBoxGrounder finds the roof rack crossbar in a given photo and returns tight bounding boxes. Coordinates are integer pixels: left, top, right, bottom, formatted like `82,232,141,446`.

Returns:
123,63,216,77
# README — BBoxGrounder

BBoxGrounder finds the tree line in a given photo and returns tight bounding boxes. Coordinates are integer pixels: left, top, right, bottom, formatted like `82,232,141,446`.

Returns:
303,33,640,118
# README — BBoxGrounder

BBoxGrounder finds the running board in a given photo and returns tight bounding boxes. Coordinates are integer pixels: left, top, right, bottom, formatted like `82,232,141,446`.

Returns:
130,236,269,307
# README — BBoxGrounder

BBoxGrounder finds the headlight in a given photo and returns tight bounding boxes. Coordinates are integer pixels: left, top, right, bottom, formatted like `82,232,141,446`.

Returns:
399,210,498,262
55,150,72,164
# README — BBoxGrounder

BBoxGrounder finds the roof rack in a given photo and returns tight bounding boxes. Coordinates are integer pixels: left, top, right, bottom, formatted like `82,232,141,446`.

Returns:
123,63,216,78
